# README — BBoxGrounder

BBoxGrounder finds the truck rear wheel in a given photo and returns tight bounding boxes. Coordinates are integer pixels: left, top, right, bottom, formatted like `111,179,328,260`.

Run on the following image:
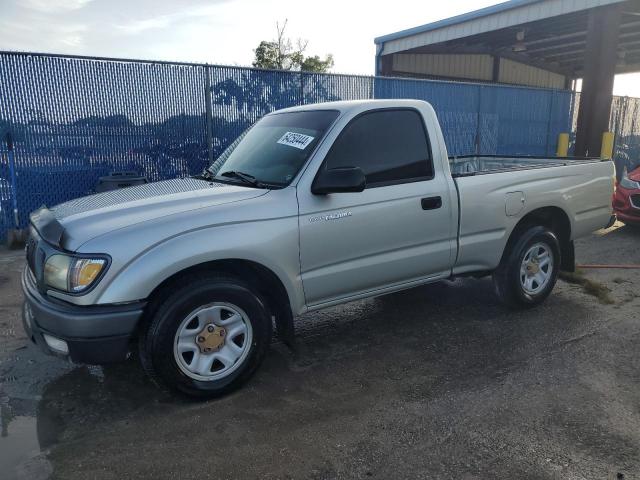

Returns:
493,226,560,308
139,273,272,398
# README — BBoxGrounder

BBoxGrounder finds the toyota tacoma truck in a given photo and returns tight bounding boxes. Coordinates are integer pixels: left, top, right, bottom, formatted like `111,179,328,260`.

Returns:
22,99,615,398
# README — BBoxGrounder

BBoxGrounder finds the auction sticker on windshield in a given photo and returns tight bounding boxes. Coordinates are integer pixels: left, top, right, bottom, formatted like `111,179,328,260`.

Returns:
277,132,315,150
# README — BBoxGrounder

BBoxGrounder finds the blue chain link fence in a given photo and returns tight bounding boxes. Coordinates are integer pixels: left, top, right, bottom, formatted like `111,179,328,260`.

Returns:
609,95,640,179
0,51,621,240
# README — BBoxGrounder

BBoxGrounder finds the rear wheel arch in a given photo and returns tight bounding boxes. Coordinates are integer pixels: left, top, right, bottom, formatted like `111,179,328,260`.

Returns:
493,225,561,308
141,259,295,345
503,206,574,272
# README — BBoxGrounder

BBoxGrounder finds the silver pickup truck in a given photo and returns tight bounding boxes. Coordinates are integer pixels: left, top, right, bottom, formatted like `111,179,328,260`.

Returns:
22,99,615,398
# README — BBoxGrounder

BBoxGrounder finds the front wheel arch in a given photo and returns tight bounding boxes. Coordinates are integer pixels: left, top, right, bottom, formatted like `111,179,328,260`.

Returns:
140,259,295,345
139,271,273,397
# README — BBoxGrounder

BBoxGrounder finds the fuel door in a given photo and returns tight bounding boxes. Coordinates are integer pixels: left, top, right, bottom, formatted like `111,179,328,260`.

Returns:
505,191,525,216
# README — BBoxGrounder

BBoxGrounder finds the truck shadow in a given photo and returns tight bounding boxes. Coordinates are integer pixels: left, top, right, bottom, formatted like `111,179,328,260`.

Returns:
31,275,598,457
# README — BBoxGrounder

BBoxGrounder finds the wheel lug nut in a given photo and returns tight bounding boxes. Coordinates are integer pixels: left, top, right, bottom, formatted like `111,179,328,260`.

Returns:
205,347,212,352
197,336,205,343
207,325,214,332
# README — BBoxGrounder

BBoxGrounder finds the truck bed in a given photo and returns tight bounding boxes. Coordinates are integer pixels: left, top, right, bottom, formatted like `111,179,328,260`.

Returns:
449,158,614,276
449,155,602,177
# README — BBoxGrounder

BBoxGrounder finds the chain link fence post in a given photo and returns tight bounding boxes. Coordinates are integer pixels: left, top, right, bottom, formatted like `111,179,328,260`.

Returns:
204,66,214,165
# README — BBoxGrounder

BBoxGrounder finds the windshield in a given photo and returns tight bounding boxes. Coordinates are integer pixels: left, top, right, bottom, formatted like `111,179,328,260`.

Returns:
207,110,340,187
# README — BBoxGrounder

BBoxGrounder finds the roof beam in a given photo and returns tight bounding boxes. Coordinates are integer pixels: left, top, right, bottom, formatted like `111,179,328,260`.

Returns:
615,61,640,74
526,29,640,55
525,39,587,54
617,46,640,55
551,42,640,64
519,30,587,48
573,58,640,75
545,48,591,59
516,19,640,51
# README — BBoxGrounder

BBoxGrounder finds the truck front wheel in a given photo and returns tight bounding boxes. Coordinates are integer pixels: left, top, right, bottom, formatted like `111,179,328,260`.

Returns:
139,273,272,398
493,226,561,308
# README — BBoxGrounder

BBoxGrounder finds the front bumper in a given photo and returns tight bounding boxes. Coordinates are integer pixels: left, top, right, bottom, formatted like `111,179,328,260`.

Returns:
615,211,640,225
21,268,146,364
613,188,640,225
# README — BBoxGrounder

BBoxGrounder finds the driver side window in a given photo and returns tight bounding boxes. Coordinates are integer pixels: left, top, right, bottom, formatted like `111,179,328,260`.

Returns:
323,109,433,188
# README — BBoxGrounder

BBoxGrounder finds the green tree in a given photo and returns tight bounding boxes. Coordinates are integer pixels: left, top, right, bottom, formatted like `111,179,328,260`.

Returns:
252,20,334,73
300,55,334,73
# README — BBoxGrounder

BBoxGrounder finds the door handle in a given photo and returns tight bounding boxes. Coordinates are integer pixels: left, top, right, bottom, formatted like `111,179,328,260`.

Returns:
421,196,442,210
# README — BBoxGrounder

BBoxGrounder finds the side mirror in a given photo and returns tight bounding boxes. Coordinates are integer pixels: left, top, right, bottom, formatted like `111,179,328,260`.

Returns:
312,167,366,195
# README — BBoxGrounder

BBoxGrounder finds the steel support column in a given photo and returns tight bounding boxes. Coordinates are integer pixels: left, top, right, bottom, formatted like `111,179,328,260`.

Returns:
492,56,501,82
575,5,622,157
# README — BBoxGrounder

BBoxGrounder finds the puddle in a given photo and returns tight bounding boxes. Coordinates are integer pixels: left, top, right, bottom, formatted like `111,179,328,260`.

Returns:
0,412,52,480
0,341,74,479
1,372,65,480
0,249,168,478
0,359,165,479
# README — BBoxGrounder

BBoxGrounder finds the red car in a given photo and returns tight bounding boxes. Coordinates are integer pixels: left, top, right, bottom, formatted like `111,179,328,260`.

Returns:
613,166,640,225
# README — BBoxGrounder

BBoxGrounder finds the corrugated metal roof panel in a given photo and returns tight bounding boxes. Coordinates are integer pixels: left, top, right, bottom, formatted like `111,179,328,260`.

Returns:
375,0,543,44
377,0,625,55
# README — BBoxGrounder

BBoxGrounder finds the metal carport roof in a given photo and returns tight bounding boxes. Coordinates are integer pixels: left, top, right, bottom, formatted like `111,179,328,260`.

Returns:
374,0,640,163
375,0,640,77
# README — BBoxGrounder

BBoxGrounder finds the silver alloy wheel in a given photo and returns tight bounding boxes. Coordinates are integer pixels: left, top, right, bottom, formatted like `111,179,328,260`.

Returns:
520,242,554,295
173,302,253,381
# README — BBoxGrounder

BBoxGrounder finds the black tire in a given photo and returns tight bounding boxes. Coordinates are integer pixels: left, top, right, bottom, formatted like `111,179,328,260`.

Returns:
139,272,272,399
493,226,561,308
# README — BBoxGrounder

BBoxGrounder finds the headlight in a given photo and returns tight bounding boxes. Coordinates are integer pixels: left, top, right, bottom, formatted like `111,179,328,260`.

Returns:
44,255,71,291
620,175,640,190
44,255,107,293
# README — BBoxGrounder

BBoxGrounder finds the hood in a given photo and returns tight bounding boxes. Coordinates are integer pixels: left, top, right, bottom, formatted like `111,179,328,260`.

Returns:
628,166,640,182
41,178,267,250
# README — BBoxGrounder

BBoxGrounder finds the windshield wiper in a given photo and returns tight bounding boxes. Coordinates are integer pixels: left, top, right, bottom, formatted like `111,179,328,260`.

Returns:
216,170,262,188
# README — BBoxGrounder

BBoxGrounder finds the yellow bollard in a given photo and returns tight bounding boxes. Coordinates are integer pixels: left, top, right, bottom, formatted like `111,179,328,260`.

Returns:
601,131,614,159
556,133,569,157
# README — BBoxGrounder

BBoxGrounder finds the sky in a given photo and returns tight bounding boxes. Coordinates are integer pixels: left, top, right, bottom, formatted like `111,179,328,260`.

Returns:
1,0,639,96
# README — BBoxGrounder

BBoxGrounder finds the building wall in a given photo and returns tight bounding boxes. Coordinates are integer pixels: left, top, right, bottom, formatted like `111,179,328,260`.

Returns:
499,58,565,89
392,53,494,81
388,53,566,89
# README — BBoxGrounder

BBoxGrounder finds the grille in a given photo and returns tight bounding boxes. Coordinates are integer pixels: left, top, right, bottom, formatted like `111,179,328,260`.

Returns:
25,235,38,275
631,195,640,209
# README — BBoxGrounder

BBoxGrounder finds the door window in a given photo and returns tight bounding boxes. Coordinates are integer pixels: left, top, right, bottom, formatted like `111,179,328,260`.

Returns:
323,109,433,187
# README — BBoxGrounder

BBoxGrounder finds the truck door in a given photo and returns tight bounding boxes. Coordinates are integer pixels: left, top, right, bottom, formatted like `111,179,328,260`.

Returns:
298,108,455,307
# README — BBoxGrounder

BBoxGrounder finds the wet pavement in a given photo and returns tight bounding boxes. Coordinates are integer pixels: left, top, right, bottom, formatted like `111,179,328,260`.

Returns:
1,223,639,479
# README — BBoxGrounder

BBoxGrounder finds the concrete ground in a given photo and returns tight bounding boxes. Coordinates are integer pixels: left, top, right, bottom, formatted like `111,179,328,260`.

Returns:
0,223,639,480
